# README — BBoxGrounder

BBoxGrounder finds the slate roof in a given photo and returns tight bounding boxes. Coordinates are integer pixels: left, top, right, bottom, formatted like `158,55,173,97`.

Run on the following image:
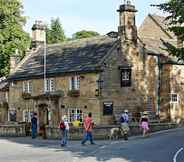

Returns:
149,14,176,39
139,14,177,55
8,36,117,81
141,37,177,55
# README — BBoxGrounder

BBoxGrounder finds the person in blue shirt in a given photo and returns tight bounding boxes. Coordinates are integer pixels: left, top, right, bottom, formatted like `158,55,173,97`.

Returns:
120,110,130,140
31,113,38,139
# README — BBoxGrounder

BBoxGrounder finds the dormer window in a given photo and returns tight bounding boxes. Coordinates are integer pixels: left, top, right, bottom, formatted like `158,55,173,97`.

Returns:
120,68,131,87
69,76,80,90
45,78,55,92
23,81,32,93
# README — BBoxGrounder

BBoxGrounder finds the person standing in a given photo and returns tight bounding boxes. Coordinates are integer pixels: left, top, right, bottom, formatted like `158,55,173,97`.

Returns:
59,115,69,147
31,113,38,139
81,112,95,145
120,109,130,140
139,111,149,137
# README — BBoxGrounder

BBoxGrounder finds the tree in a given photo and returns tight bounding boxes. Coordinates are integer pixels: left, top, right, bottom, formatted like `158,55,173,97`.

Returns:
46,18,66,44
0,0,30,77
153,0,184,61
72,30,100,39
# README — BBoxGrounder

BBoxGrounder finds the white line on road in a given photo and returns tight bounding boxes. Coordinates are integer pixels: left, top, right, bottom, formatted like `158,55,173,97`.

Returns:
173,147,183,162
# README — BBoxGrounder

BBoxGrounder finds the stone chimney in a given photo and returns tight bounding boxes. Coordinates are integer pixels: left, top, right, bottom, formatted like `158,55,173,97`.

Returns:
10,49,21,74
31,20,46,49
117,0,137,45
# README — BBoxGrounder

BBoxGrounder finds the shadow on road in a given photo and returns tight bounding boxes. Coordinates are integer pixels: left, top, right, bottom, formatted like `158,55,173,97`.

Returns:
1,128,184,162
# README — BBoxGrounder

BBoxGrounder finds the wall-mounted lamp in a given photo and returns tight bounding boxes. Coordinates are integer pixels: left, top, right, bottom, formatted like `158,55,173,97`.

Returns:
80,75,85,79
61,105,65,109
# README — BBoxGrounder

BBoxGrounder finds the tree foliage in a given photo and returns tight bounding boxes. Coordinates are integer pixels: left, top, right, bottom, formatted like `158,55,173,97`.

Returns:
46,18,66,44
154,0,184,61
0,0,30,77
72,30,100,39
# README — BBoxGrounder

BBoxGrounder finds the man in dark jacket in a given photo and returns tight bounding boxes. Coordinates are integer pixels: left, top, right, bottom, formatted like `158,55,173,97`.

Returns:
31,113,38,139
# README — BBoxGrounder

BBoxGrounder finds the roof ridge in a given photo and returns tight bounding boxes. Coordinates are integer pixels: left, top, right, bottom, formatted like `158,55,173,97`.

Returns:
46,35,108,48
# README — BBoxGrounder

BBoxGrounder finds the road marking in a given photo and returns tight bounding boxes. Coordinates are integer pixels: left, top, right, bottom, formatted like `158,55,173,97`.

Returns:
173,147,183,162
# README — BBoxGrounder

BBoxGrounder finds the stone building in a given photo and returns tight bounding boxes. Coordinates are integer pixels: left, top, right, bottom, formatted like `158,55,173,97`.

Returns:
4,1,184,130
0,78,9,123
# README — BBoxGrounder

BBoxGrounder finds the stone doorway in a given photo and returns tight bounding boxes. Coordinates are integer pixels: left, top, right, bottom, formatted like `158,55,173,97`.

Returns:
38,103,49,137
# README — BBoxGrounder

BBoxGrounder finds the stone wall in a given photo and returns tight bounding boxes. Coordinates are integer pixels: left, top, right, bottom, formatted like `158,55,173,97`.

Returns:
169,65,184,123
8,73,101,126
45,123,177,140
0,123,26,137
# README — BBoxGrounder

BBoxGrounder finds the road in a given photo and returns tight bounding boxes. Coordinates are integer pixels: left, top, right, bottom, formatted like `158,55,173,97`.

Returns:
0,128,184,162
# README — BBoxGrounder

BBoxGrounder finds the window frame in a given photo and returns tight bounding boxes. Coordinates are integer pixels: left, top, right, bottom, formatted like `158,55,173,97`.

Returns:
69,76,80,90
67,108,83,123
120,68,132,87
23,81,32,93
170,93,178,103
44,78,55,92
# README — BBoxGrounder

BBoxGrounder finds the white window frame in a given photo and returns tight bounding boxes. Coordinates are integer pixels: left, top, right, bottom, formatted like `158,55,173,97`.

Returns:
45,78,55,92
22,110,33,122
170,93,178,103
23,81,32,93
67,108,83,123
69,76,80,90
122,70,130,81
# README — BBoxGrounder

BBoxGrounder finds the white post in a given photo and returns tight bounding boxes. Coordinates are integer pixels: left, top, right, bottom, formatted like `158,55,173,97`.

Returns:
44,31,47,93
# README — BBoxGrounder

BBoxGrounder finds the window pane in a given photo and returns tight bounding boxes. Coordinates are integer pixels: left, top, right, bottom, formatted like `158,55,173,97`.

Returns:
121,69,131,87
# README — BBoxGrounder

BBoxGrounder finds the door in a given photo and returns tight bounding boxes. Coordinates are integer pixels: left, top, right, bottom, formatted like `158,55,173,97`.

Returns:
38,104,49,137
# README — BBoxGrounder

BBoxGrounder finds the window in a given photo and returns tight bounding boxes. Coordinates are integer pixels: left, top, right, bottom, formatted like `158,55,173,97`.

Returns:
121,68,131,87
69,76,80,90
23,111,33,122
68,108,83,123
170,93,178,103
9,110,16,122
45,78,55,92
23,81,32,93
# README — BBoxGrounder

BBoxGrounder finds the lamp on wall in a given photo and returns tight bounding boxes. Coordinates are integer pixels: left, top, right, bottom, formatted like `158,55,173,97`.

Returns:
61,105,65,109
80,75,85,79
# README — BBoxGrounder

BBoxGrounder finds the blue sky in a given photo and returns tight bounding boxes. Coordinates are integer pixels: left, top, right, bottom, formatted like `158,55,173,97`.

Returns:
23,0,166,37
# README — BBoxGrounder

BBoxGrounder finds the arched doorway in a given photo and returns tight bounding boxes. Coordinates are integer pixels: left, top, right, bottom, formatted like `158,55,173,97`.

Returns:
38,103,49,137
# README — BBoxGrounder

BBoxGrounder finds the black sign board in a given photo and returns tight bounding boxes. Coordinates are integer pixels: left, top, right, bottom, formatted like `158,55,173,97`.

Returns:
103,102,113,115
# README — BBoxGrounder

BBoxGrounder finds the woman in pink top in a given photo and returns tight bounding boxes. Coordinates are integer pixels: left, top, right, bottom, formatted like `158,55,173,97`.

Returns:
81,112,95,145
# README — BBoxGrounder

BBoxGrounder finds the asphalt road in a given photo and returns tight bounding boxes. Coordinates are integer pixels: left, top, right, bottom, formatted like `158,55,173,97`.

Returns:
0,128,184,162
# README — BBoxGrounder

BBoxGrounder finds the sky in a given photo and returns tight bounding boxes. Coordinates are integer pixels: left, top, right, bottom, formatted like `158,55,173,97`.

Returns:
22,0,166,38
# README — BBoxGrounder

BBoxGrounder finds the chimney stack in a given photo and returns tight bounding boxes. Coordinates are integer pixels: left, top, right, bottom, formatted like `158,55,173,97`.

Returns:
31,20,46,49
117,0,137,45
10,49,21,74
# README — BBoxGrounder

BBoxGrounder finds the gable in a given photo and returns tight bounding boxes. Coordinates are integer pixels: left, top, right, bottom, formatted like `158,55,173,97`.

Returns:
138,14,175,40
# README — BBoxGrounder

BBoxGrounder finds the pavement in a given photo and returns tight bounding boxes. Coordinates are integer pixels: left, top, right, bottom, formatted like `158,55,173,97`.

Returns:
0,128,184,162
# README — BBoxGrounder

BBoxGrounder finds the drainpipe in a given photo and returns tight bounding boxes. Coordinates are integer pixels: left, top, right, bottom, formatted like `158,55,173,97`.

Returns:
148,53,161,117
156,55,161,117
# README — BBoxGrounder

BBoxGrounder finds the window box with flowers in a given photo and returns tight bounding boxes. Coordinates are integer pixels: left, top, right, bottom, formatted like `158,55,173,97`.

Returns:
22,92,32,99
67,90,80,97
